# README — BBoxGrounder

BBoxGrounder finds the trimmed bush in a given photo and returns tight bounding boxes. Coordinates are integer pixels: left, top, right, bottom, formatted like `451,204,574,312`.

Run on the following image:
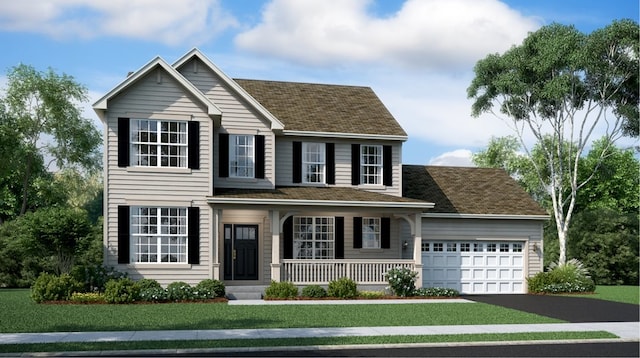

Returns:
70,292,105,304
104,278,140,304
301,285,327,298
264,281,298,299
195,279,225,299
358,290,385,299
166,281,195,301
71,264,126,293
414,287,460,297
327,277,358,299
136,278,162,291
139,286,168,302
31,273,82,303
385,267,418,297
528,259,596,294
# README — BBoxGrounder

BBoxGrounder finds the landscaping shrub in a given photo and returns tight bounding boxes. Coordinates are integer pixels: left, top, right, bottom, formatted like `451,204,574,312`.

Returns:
70,292,105,304
528,259,596,294
195,279,225,299
358,290,385,299
414,287,460,297
31,273,83,303
301,285,327,298
104,278,140,303
166,281,195,301
139,286,168,303
327,277,358,299
71,264,126,293
264,281,298,299
136,278,162,291
385,267,418,297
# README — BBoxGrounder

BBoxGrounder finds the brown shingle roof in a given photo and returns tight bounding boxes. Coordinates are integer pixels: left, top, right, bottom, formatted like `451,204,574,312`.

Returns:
234,79,407,137
402,165,548,216
213,186,429,206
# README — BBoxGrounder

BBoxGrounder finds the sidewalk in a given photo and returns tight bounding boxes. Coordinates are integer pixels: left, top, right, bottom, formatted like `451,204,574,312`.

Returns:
1,322,638,345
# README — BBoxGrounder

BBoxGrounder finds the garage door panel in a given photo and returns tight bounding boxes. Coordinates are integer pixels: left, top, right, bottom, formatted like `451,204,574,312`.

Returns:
423,240,526,294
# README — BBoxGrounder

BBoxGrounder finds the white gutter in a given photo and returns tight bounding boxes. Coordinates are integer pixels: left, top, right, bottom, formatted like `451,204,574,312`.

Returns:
209,197,434,209
282,130,408,142
422,213,549,220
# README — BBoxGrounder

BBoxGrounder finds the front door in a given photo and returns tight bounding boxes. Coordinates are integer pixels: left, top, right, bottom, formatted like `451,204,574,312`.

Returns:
223,224,259,280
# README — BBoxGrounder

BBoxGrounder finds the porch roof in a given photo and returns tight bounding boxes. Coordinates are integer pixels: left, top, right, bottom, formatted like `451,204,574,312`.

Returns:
209,186,433,210
402,165,548,216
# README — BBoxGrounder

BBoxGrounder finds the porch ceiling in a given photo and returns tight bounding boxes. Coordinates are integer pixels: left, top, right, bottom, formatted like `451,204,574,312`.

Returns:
209,186,433,210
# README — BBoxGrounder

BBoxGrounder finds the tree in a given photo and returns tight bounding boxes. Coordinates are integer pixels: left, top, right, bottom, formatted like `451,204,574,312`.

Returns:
467,20,639,264
0,64,101,218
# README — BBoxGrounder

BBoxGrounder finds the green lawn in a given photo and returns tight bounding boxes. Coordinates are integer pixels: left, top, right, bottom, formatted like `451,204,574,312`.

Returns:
568,286,639,305
0,289,561,333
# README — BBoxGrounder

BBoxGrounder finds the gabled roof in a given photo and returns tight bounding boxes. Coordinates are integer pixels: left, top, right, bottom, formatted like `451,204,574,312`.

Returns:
172,49,284,131
402,165,548,217
92,56,222,121
235,79,408,140
211,186,433,210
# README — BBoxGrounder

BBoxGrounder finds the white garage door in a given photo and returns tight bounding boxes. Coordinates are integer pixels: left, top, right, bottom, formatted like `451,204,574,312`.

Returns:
422,241,525,294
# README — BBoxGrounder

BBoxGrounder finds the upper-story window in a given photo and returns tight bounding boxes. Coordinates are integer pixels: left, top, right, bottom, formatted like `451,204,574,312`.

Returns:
361,145,383,185
131,119,188,167
302,142,325,183
230,134,255,178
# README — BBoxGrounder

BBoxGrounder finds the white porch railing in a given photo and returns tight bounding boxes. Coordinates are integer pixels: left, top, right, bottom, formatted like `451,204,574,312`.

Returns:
281,259,415,284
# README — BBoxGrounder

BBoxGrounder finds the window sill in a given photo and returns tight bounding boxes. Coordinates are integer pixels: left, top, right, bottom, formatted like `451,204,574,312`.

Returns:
357,184,386,189
359,248,384,252
128,263,192,269
127,167,192,174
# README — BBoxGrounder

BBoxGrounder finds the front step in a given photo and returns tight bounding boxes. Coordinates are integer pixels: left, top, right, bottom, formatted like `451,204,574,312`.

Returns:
225,285,267,300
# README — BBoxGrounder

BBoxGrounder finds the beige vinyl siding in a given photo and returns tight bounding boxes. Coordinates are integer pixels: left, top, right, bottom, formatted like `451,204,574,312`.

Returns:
275,137,403,197
103,67,212,285
178,58,275,189
407,218,544,278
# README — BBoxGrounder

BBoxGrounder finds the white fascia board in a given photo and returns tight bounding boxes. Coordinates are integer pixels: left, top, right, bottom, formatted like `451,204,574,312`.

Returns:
208,197,434,209
283,130,408,142
173,48,285,131
92,56,222,118
422,213,550,220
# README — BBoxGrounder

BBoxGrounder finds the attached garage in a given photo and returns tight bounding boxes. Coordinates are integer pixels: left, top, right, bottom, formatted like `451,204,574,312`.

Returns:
422,241,526,294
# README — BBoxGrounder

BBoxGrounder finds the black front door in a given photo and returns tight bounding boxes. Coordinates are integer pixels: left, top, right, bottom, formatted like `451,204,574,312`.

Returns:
223,224,258,280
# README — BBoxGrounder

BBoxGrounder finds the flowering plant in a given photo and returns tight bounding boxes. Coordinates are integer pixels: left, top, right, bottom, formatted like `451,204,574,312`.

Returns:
385,267,418,297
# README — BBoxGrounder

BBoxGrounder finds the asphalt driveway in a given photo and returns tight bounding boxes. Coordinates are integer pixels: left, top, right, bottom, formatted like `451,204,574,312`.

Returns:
466,294,639,323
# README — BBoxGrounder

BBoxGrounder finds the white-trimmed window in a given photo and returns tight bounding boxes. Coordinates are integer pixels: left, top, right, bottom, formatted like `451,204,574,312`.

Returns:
230,134,254,178
293,216,334,259
131,207,188,263
302,142,325,183
361,217,380,249
361,145,382,185
131,119,187,167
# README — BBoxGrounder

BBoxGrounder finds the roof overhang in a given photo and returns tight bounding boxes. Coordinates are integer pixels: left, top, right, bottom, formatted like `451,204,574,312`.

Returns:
422,213,550,220
282,130,408,142
208,197,433,210
92,56,222,123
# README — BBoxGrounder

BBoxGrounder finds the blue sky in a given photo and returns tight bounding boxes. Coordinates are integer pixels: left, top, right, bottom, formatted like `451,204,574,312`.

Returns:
0,0,637,166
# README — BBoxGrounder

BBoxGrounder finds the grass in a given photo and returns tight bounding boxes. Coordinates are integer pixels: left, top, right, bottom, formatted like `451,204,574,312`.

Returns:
0,331,618,354
0,289,561,333
586,286,639,305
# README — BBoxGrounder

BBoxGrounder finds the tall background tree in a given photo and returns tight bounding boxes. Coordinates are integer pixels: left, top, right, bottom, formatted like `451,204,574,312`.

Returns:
467,19,639,265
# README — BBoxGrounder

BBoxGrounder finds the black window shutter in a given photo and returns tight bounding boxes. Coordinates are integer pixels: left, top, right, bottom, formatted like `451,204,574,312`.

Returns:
118,118,130,168
351,144,360,185
219,133,229,178
283,216,293,259
381,217,391,249
117,205,130,264
353,217,362,249
335,216,344,259
255,135,265,179
188,207,200,264
188,121,200,170
383,145,392,186
326,143,335,184
292,141,302,183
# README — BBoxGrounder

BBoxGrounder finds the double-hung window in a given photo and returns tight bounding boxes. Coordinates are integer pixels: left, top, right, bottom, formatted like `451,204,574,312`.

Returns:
131,119,187,167
229,134,254,178
302,142,325,183
361,145,382,185
293,216,334,259
131,207,188,263
361,217,381,249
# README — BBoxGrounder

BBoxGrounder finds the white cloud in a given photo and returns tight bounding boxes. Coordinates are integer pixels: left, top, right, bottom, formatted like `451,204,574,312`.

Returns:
428,149,474,167
0,0,238,45
235,0,540,69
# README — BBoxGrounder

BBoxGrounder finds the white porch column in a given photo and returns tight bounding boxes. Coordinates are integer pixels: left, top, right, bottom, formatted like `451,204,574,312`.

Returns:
270,209,281,282
211,209,221,280
413,213,423,288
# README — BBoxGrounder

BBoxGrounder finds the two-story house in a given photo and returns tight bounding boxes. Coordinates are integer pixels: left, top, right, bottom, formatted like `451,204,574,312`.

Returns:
93,49,547,297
